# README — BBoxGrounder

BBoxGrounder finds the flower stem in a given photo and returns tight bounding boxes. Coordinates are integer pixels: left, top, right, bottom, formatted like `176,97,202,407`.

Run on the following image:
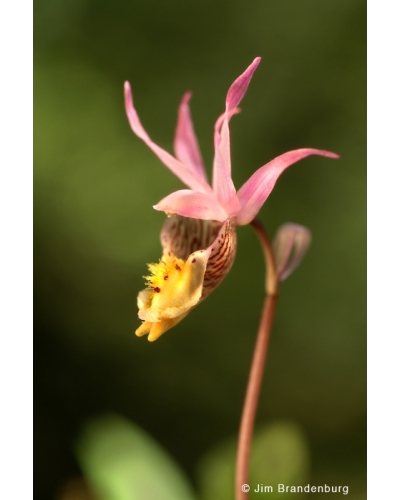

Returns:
235,219,279,500
250,218,278,297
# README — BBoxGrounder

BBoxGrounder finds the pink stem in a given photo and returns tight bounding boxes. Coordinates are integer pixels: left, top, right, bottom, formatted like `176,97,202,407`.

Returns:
235,219,279,500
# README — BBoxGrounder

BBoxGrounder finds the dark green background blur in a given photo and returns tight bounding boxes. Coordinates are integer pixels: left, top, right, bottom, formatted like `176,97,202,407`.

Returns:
34,0,366,498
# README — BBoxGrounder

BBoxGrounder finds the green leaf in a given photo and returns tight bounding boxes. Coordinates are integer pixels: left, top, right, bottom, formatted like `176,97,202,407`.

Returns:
76,415,197,500
197,420,310,500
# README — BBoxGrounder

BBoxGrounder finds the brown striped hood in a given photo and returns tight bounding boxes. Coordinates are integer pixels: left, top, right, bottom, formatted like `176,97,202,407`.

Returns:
136,215,236,341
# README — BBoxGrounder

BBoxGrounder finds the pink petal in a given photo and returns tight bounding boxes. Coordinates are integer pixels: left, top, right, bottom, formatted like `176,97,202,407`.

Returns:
212,117,238,207
236,148,340,225
124,82,212,194
226,57,261,112
212,109,241,204
174,92,208,183
154,189,229,221
213,107,241,151
211,58,260,209
273,223,312,281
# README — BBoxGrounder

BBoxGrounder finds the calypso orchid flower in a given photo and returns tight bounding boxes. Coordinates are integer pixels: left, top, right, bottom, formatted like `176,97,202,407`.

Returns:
125,57,339,341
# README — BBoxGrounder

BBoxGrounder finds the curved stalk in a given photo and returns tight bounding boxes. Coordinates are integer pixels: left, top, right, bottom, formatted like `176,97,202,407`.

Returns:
235,219,279,500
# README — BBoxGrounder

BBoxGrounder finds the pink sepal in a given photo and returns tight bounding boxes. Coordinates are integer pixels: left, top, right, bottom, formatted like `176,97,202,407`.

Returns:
236,149,340,225
124,82,212,194
154,189,229,221
174,92,208,183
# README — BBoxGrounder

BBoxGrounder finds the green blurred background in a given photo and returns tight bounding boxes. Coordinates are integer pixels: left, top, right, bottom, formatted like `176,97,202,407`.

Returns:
34,0,366,498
